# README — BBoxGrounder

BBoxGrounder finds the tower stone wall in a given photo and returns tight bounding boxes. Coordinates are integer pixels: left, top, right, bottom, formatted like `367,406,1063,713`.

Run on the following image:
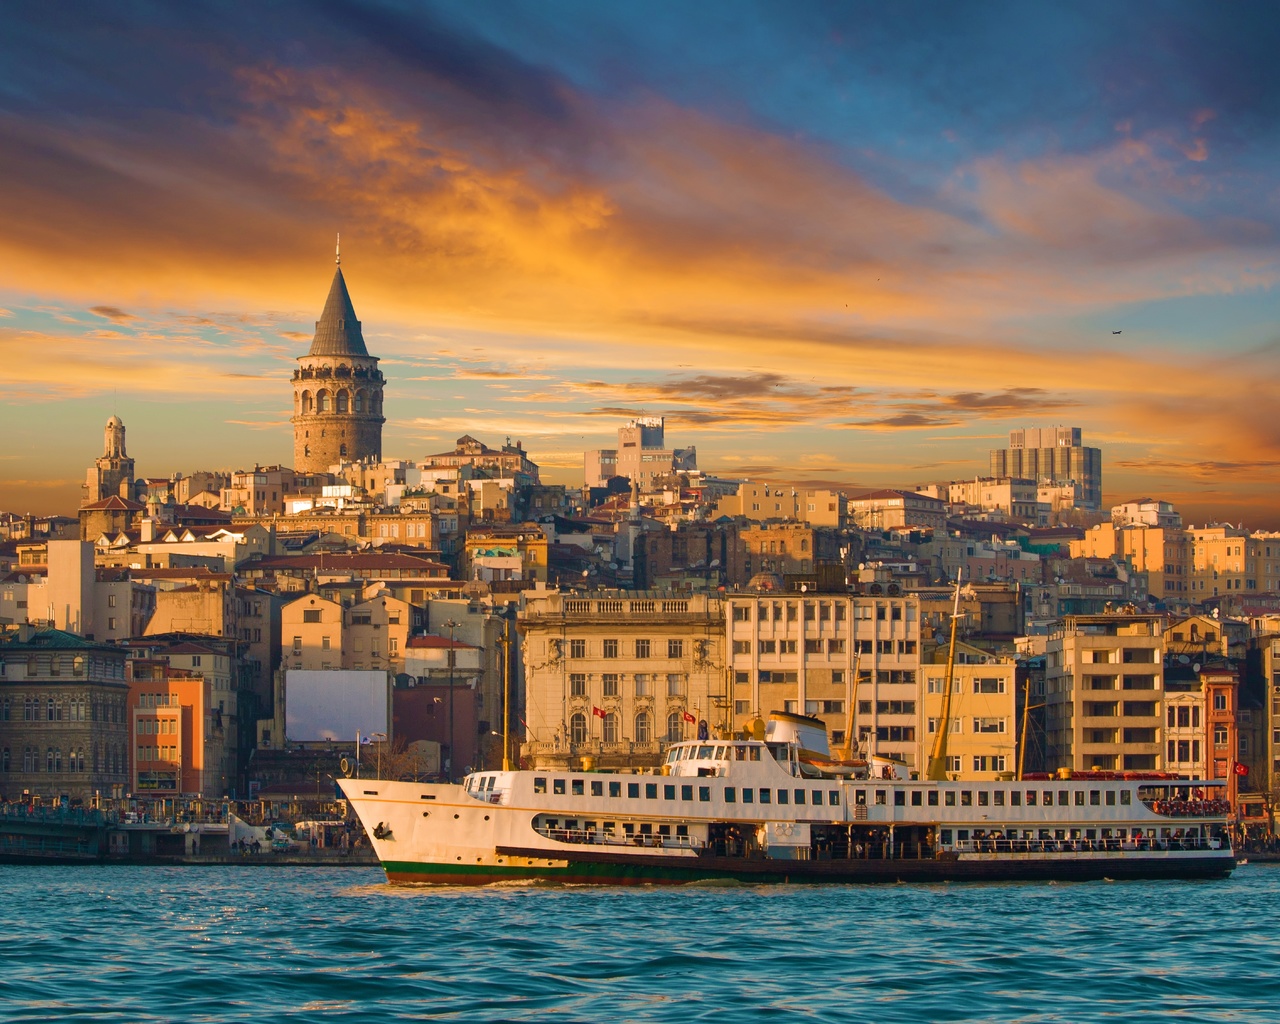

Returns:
291,264,385,474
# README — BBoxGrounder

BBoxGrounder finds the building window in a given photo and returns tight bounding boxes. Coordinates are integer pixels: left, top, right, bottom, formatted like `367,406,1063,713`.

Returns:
603,674,619,698
668,640,683,659
303,609,322,623
602,639,619,659
666,711,684,742
635,712,652,743
635,639,651,659
569,639,586,659
667,674,684,697
570,712,587,744
602,713,619,744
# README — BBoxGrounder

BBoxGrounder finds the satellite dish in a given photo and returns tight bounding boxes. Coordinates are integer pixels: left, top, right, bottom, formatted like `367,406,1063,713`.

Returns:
1178,655,1191,665
609,562,618,570
710,559,720,567
339,757,354,777
582,569,590,577
800,584,808,593
1192,663,1201,674
858,563,865,570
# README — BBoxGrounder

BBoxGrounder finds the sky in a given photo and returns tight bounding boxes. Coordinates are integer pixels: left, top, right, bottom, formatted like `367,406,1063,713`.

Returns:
2,2,1279,526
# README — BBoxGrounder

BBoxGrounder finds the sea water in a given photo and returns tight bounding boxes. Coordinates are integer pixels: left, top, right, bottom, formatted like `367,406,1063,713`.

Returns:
1,864,1277,1023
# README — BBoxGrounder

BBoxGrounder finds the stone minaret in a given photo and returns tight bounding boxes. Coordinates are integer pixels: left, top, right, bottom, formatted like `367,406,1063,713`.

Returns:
291,249,385,474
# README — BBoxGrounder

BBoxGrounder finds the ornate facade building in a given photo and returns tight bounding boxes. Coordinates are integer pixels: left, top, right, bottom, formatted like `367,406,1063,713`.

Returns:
83,415,135,505
291,258,385,474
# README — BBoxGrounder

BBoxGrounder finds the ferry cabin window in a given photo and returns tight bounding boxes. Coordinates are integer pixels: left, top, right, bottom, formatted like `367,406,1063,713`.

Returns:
1058,790,1069,806
665,784,676,800
535,777,547,793
699,787,711,802
628,783,640,798
1090,790,1101,805
777,790,790,805
1074,791,1084,806
725,787,736,803
855,790,866,805
828,791,839,805
676,825,689,838
658,824,671,836
1105,791,1116,806
978,791,989,806
927,791,938,806
699,745,713,758
944,791,955,806
1010,791,1021,806
894,791,905,807
993,791,1004,806
639,824,652,835
572,780,584,796
940,829,953,845
749,747,761,761
591,781,603,797
681,785,693,801
1025,791,1036,806
735,745,746,760
812,790,823,806
743,789,754,804
759,789,772,804
553,779,566,795
1042,791,1052,806
1120,790,1132,805
961,791,972,806
609,781,622,798
875,790,886,805
794,789,806,805
645,783,658,799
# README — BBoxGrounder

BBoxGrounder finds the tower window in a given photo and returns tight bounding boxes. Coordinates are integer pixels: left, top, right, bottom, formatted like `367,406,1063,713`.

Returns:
340,444,348,457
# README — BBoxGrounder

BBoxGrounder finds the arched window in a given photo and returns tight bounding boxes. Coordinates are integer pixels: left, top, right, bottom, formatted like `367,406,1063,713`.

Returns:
635,711,651,743
339,444,348,458
355,390,365,413
302,391,314,414
318,389,331,413
46,747,54,773
336,390,349,413
1,697,8,721
24,746,34,772
1,747,8,772
602,712,619,744
47,698,55,721
570,712,587,744
666,711,684,743
304,445,310,459
54,748,62,773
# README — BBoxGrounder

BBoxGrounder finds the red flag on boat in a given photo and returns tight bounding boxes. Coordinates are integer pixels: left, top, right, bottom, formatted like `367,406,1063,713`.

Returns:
1234,761,1250,776
592,706,607,719
682,711,696,724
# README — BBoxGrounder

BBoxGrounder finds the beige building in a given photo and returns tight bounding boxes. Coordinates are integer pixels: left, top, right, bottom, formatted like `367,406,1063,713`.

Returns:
919,640,1018,779
1189,525,1252,598
846,490,946,531
281,592,411,677
715,484,846,527
1045,614,1164,772
945,478,1039,521
518,590,725,768
1163,679,1206,778
221,467,296,516
1071,522,1190,600
725,592,923,767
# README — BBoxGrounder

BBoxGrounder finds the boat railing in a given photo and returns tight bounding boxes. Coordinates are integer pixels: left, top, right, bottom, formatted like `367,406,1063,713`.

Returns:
534,825,701,851
952,835,1223,855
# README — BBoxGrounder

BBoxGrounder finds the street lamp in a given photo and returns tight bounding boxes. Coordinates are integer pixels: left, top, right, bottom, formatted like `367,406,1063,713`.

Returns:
369,732,388,779
442,619,461,783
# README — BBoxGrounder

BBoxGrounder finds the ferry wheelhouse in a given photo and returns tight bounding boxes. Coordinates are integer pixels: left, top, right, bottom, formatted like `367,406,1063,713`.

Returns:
340,713,1235,885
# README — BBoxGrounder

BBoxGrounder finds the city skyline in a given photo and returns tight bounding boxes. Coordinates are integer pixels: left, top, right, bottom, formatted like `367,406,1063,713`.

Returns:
3,4,1280,525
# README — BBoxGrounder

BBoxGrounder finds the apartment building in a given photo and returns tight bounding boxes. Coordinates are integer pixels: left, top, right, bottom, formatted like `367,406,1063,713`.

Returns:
1071,522,1190,600
725,592,922,767
919,640,1018,780
281,592,411,676
1044,615,1164,772
846,490,947,532
518,590,725,769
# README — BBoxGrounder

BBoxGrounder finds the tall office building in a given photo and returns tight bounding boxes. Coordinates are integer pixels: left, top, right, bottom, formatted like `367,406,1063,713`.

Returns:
989,426,1101,511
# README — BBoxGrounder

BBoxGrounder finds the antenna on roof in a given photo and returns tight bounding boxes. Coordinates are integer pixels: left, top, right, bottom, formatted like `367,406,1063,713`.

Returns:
336,232,341,266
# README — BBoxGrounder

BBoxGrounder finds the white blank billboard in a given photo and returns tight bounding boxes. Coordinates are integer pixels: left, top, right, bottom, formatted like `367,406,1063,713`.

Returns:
286,670,389,742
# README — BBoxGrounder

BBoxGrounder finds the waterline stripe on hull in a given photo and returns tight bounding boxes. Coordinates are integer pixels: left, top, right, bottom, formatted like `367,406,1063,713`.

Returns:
381,851,1235,886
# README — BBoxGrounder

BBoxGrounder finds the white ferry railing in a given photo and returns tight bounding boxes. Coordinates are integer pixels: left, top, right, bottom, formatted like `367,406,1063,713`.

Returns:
951,836,1223,854
534,825,702,851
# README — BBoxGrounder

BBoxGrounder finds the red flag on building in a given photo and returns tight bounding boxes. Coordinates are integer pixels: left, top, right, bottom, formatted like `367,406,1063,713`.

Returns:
592,706,607,719
1234,761,1250,776
682,711,696,724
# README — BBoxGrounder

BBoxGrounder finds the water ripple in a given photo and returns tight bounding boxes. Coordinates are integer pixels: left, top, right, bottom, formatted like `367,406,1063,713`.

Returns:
1,865,1278,1022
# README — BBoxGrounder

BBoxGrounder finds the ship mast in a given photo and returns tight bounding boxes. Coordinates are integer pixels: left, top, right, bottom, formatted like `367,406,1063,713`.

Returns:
841,651,861,759
925,570,963,782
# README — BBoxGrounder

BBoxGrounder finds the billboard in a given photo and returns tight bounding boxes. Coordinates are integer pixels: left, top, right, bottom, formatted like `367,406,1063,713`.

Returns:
286,670,389,742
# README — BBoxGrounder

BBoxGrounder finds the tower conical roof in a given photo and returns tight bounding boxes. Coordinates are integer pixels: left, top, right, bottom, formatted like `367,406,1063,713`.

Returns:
308,267,369,358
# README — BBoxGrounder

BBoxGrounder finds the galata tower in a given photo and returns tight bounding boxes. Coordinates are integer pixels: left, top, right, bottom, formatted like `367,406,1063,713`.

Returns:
291,245,385,474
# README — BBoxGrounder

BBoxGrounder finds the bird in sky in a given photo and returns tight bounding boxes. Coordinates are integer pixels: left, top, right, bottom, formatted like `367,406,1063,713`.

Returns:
1112,330,1122,334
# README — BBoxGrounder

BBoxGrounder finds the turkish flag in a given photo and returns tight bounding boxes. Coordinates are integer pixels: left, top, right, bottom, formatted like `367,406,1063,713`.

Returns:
682,711,696,724
1234,761,1250,776
592,706,607,719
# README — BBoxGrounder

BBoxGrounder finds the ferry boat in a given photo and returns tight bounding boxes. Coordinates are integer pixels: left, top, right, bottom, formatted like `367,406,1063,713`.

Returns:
339,712,1236,885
